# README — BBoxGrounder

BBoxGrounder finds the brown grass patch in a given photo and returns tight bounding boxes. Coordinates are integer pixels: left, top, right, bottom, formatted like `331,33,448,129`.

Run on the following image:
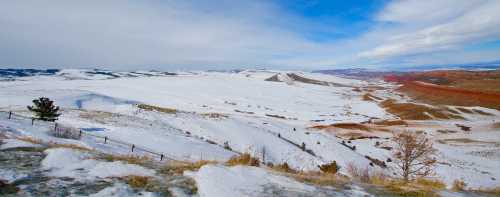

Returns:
137,104,177,114
99,154,152,165
16,136,92,152
126,176,150,188
226,153,260,167
286,171,347,187
16,136,43,145
161,160,217,175
380,99,464,120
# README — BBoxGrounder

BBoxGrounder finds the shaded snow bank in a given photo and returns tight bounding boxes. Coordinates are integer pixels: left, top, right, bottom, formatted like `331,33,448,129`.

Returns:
186,164,315,197
90,183,157,197
41,148,155,179
187,164,375,197
0,138,43,150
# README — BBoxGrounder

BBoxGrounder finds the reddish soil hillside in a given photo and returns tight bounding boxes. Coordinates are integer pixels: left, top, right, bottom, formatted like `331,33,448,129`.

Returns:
385,70,500,110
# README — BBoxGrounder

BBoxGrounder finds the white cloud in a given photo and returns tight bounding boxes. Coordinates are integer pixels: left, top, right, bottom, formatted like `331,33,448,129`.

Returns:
1,0,499,70
359,0,500,62
0,0,327,70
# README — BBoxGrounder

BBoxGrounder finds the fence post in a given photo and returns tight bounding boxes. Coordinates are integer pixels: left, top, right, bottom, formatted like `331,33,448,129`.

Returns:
262,146,266,164
104,136,107,144
131,144,135,152
8,111,12,119
31,118,34,125
160,154,164,161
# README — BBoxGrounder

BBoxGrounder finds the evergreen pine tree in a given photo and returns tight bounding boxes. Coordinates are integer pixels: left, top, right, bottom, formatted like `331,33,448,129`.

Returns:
27,97,60,121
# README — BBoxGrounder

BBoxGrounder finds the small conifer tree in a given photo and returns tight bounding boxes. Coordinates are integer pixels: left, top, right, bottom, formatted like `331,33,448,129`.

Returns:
27,97,60,121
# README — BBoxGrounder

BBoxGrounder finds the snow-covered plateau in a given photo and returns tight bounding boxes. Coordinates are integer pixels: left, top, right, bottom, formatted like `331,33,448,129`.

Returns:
0,69,498,196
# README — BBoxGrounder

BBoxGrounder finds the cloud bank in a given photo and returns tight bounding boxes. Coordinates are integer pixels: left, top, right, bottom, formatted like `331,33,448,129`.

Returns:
1,0,499,70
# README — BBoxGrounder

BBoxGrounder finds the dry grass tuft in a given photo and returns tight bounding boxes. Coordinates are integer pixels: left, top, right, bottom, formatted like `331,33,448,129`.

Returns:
452,179,467,191
319,161,340,174
286,171,347,187
137,104,177,114
161,160,216,175
226,153,260,167
271,162,296,173
126,176,150,188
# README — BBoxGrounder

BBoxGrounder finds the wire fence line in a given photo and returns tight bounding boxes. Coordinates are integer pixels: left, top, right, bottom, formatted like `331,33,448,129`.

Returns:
0,110,179,162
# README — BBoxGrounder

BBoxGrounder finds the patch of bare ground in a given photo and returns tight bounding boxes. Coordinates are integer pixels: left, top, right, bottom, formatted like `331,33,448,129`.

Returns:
311,123,370,131
494,122,500,129
137,104,177,114
200,112,228,119
362,93,382,101
373,119,408,126
309,123,387,140
379,99,465,120
438,138,500,147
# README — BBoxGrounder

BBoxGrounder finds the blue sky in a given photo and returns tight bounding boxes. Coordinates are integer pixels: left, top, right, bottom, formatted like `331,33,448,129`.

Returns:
1,0,499,70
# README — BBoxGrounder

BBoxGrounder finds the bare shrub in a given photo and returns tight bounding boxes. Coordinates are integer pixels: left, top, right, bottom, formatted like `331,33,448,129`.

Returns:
452,179,467,191
50,124,81,139
392,131,437,181
272,162,296,173
319,161,340,174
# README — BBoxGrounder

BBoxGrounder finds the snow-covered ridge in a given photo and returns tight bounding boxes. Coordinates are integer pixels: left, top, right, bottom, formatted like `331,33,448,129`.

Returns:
0,68,178,81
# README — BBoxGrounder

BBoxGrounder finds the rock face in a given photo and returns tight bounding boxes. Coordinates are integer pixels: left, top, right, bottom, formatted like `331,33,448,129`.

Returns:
0,180,19,195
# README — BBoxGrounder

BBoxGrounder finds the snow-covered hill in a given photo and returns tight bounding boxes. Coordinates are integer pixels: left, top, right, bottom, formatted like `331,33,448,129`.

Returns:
1,69,499,196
